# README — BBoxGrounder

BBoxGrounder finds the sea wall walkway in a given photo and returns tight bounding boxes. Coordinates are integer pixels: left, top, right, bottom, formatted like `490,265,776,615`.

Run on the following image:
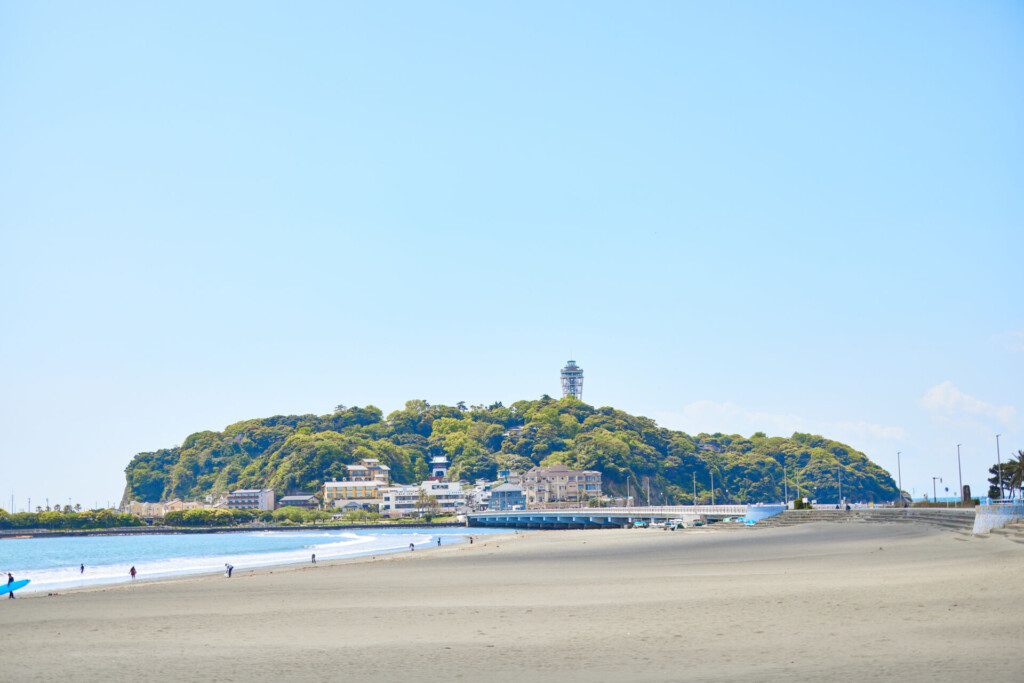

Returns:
467,504,783,529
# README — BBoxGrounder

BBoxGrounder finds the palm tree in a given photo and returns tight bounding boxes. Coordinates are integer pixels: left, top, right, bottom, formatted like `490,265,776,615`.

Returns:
1008,450,1024,500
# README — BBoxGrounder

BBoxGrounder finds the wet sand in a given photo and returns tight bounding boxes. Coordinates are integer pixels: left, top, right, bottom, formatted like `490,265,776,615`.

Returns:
1,522,1021,681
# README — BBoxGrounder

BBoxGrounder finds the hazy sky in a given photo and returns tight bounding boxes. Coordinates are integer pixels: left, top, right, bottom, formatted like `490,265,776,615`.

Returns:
1,1,1021,508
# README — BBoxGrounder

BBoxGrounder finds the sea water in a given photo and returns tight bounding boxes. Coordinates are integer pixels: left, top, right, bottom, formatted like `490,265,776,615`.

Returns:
0,526,502,594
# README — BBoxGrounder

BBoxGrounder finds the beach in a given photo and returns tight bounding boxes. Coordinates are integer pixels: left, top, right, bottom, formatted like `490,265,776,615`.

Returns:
2,522,1022,682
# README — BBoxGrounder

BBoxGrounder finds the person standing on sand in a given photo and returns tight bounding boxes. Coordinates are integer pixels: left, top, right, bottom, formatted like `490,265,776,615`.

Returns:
225,563,233,578
6,572,14,599
437,537,441,547
409,543,415,552
311,553,316,564
129,566,137,580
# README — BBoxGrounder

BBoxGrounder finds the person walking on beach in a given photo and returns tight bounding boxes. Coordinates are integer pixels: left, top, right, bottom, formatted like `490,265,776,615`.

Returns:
6,572,14,599
80,563,85,574
225,563,233,578
129,566,137,581
409,543,415,552
311,553,316,564
437,537,441,547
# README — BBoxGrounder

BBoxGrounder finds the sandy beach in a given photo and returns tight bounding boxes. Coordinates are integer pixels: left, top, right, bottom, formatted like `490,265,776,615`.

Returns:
2,522,1022,682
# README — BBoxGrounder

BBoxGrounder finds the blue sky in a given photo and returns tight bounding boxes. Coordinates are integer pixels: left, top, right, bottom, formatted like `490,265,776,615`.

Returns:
1,1,1021,507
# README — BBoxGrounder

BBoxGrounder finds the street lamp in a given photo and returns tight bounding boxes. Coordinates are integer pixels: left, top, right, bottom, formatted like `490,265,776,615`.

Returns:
932,477,942,505
996,434,1003,500
956,444,964,507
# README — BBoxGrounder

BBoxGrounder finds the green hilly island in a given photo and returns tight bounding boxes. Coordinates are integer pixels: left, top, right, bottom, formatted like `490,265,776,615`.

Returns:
123,397,899,505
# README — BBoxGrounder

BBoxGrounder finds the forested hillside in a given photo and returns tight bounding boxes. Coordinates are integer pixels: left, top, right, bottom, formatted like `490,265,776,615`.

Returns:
123,397,899,505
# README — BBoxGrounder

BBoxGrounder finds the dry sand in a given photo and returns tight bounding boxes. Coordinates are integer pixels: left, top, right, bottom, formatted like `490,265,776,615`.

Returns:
1,522,1022,682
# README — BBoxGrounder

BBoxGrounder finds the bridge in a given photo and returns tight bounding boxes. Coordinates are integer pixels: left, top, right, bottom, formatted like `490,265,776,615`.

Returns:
467,504,784,529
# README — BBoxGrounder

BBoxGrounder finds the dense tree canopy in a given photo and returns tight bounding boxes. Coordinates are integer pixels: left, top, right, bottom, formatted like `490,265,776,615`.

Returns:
123,398,899,505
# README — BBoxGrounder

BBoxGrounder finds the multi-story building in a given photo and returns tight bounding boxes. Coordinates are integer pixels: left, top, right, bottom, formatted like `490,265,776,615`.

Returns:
379,481,466,518
226,489,276,511
522,464,601,508
323,480,387,509
489,483,526,511
345,458,391,483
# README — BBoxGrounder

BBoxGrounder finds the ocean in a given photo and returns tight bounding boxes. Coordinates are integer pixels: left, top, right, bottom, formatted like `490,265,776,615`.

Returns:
0,526,502,594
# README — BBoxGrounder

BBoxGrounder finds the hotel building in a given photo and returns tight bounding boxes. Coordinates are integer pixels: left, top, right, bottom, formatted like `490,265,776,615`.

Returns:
379,481,467,518
226,488,276,511
522,464,601,507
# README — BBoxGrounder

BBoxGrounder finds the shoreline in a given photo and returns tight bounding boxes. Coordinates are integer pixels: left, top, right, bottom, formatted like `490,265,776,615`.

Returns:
0,520,466,540
14,528,523,599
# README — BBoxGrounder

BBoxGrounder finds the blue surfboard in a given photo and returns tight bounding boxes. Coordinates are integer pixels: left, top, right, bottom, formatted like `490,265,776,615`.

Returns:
0,579,30,595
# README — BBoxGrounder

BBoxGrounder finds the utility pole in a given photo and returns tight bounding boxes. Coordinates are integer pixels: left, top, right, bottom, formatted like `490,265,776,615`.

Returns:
932,476,942,504
896,451,903,505
692,472,697,506
996,434,1003,500
710,470,715,506
783,463,788,505
956,444,964,506
837,467,843,507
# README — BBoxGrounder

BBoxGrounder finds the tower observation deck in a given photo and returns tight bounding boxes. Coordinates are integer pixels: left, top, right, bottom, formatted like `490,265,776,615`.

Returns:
560,360,584,400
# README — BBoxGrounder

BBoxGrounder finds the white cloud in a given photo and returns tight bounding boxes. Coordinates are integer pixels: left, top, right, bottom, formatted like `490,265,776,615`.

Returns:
920,381,1017,426
832,420,907,441
1002,331,1024,353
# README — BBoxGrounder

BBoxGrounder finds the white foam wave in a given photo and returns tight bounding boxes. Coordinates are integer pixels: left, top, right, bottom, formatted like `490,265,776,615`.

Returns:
17,531,446,594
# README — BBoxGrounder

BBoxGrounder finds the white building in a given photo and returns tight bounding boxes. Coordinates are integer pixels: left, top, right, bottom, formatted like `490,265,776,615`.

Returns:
379,481,466,518
466,480,493,511
226,488,275,511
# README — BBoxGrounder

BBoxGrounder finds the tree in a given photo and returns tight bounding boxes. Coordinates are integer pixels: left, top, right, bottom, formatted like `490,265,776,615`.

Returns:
123,396,900,509
1008,451,1024,499
416,489,441,521
990,452,1024,500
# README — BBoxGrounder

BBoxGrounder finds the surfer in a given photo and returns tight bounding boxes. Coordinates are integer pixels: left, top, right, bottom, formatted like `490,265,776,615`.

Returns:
6,572,14,599
129,566,137,581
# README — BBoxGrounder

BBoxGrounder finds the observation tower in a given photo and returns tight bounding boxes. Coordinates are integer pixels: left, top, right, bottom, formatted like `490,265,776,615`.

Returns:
560,360,584,400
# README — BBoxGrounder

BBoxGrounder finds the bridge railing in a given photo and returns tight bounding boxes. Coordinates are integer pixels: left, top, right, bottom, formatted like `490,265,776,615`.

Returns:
469,505,750,518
